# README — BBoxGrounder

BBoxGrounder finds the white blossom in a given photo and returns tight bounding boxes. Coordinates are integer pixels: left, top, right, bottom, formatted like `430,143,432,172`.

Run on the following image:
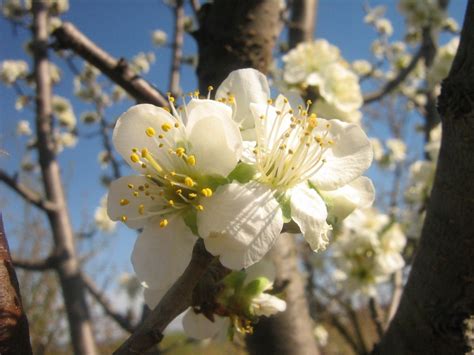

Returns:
352,60,372,76
16,120,32,136
0,60,29,85
427,37,459,89
52,96,77,129
386,138,406,163
94,195,117,233
152,30,167,46
375,18,393,36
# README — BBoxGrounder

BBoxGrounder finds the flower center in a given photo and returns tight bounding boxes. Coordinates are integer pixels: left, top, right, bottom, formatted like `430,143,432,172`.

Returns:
254,98,335,190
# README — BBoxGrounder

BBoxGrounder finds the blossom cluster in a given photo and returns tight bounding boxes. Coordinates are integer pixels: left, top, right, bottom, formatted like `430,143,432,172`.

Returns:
106,68,374,338
281,40,363,124
330,208,406,296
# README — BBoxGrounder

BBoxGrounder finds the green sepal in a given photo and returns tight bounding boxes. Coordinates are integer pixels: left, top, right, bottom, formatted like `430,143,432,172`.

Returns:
228,163,256,184
183,209,198,236
276,193,292,223
198,174,229,191
241,277,271,299
222,271,247,291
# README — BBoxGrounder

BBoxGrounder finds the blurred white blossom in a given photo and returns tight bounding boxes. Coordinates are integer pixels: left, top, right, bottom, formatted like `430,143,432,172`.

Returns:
94,195,117,233
152,30,167,46
16,120,32,136
0,60,29,85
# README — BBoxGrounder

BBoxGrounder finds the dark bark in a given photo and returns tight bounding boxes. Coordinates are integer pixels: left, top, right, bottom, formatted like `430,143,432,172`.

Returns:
194,0,282,93
32,2,97,354
375,1,474,354
288,0,318,47
0,214,33,355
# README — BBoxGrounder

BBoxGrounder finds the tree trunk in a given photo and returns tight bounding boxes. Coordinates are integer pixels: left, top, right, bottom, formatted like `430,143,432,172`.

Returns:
32,2,97,354
195,3,319,354
0,214,33,355
375,2,474,353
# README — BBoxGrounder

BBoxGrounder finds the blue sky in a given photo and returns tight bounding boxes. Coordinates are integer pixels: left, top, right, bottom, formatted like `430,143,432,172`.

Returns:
0,0,467,290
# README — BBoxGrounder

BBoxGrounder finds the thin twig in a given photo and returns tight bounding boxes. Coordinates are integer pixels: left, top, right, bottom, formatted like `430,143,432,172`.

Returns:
363,47,423,105
0,170,57,212
113,239,217,354
190,0,200,17
369,297,385,339
386,270,403,324
12,256,57,271
96,106,121,179
52,22,168,107
81,273,136,334
169,0,185,96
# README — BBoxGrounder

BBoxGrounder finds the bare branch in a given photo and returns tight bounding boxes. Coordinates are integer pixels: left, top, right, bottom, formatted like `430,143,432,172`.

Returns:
0,170,57,212
169,0,185,96
81,273,136,334
386,270,403,324
12,256,56,271
190,0,200,17
52,22,168,107
369,297,385,339
288,0,318,48
363,48,423,105
0,214,33,355
113,239,216,354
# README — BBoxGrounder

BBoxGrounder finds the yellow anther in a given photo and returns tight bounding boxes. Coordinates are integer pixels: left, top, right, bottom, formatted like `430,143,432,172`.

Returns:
188,193,197,199
169,96,175,103
120,199,129,206
326,123,331,128
159,143,164,148
195,204,204,211
138,204,145,215
186,155,196,166
141,148,149,158
208,85,214,92
228,95,235,104
174,122,180,128
184,177,194,187
171,171,176,176
176,189,182,194
141,163,147,169
176,147,185,157
163,107,171,112
201,188,213,197
133,191,139,197
145,127,156,137
267,98,273,104
161,123,172,132
132,148,138,153
138,185,145,191
127,184,134,189
159,219,169,228
194,90,200,97
168,200,175,206
328,139,334,145
308,113,318,128
130,153,140,163
306,99,312,105
121,215,128,222
158,134,164,139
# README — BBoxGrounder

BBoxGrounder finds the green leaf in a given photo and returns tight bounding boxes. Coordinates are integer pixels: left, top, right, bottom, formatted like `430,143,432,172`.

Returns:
198,174,229,190
228,163,256,183
183,210,198,236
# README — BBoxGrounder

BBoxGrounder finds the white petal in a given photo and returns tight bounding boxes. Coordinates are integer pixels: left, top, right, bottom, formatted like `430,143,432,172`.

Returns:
186,99,242,176
107,175,158,229
198,182,283,270
290,183,331,251
245,257,276,285
182,309,228,340
251,293,287,316
216,68,270,130
310,118,373,190
113,104,182,173
131,218,197,289
320,176,375,221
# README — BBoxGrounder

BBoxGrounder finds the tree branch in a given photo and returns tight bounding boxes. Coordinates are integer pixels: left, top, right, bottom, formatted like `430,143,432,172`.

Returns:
363,48,423,105
12,256,57,271
113,239,216,354
52,22,168,107
369,297,385,339
0,170,57,212
81,273,136,334
169,0,185,96
288,0,318,48
0,214,33,355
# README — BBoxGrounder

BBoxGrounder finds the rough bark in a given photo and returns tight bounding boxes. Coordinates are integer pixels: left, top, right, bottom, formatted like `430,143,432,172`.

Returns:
0,214,33,355
246,235,319,355
194,0,282,93
32,2,97,354
375,2,474,354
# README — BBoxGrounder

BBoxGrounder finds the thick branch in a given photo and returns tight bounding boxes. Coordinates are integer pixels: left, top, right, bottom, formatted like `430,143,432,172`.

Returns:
288,0,318,48
0,170,56,212
81,273,136,334
113,240,216,354
376,1,474,353
52,22,168,107
0,214,33,355
169,0,185,95
363,48,423,105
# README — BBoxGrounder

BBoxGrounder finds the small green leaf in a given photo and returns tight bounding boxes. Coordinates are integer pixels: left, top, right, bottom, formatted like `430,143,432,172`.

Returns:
198,174,229,190
222,271,247,290
228,163,256,183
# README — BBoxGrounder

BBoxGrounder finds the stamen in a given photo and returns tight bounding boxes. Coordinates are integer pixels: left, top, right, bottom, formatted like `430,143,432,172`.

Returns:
186,155,196,166
120,199,129,206
184,177,195,187
161,123,172,132
121,215,128,222
201,188,213,197
159,219,168,228
145,127,156,137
